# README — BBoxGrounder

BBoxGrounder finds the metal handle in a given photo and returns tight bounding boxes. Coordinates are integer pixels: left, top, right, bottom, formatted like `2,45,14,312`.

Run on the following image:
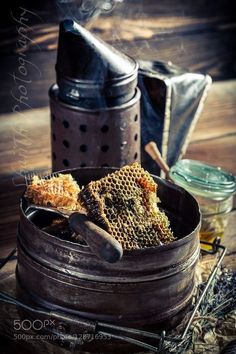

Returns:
69,213,123,263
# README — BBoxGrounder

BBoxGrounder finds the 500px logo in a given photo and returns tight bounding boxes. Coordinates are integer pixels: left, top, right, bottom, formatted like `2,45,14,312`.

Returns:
13,319,55,331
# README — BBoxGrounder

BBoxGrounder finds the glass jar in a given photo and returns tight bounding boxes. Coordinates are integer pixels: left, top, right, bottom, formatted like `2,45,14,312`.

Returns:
169,159,236,250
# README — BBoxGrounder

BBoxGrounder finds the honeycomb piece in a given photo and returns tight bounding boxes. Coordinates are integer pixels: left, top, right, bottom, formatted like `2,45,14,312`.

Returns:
79,162,175,250
25,173,81,211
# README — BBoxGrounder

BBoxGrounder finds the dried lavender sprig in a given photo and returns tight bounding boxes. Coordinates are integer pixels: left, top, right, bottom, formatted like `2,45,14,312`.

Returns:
163,267,236,353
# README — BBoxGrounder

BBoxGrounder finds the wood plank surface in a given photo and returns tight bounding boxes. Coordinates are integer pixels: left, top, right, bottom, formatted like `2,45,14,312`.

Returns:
189,80,236,141
1,15,235,54
0,24,235,113
0,107,51,176
185,134,236,175
0,1,236,113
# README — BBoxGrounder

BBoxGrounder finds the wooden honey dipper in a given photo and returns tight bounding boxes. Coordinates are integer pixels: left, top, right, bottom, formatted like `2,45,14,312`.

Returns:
144,141,173,181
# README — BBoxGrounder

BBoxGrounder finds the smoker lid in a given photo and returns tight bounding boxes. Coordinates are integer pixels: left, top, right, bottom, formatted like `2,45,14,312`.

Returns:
56,19,138,100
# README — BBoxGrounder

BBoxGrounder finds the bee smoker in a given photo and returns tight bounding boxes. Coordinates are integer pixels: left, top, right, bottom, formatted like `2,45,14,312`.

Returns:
49,19,140,171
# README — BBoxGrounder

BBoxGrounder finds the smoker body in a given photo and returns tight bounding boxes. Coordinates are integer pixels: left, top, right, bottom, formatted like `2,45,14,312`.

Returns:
50,19,141,171
50,86,141,171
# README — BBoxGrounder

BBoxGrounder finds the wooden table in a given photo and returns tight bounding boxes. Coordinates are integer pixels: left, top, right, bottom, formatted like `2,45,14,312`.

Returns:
0,1,236,353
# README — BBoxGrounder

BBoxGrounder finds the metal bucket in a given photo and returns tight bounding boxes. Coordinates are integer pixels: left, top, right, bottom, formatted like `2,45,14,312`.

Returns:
16,168,201,350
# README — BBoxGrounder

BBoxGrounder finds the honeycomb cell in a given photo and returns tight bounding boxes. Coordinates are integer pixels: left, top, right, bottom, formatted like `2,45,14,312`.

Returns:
79,162,175,250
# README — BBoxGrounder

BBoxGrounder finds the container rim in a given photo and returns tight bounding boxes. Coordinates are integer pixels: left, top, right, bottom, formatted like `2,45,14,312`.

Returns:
20,166,201,256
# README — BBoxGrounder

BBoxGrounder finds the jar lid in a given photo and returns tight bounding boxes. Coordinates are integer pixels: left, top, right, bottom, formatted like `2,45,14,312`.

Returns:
169,159,236,200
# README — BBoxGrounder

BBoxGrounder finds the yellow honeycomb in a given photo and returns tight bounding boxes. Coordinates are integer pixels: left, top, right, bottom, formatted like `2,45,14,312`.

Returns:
25,173,81,211
79,163,175,249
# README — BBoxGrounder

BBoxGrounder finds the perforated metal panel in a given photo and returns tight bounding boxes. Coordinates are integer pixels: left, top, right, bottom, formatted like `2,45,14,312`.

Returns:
49,85,141,171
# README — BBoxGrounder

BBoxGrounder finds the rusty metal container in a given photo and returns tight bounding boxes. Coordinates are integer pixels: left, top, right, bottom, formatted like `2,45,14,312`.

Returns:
16,167,200,351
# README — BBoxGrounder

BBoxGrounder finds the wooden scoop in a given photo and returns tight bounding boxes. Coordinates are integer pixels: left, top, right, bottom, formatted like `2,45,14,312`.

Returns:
26,204,123,264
